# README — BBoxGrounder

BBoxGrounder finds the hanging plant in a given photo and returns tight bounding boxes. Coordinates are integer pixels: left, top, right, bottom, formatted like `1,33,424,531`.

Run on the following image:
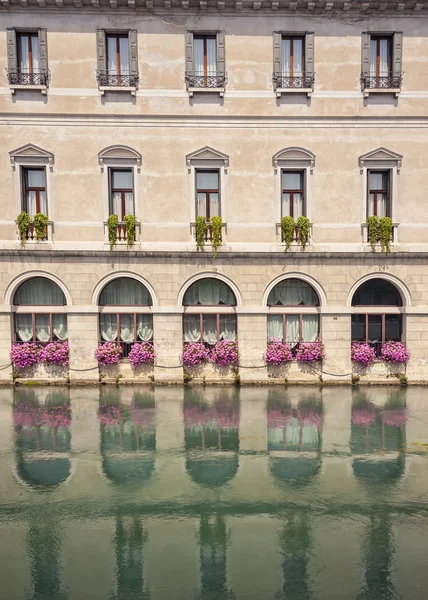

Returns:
33,212,48,240
17,211,31,246
124,214,137,247
281,216,295,250
379,217,393,254
366,216,380,251
211,216,223,258
297,216,311,249
107,214,119,252
195,216,207,251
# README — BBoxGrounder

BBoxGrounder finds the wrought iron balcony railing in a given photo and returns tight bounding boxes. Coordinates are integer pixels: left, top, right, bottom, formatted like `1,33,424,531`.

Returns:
7,68,50,87
360,72,403,91
273,73,315,91
96,70,139,88
185,72,227,90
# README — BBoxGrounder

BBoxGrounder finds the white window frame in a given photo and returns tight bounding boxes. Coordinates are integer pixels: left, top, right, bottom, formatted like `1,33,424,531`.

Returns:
273,147,315,225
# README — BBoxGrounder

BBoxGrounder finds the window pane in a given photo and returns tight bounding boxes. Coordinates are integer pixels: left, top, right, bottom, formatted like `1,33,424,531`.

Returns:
370,39,377,75
125,193,134,216
267,279,319,306
379,39,389,72
112,170,133,189
368,315,382,341
14,277,66,306
282,172,302,190
281,193,291,218
352,279,401,306
197,193,207,218
120,314,134,343
267,315,283,340
206,38,217,75
302,315,318,342
385,315,402,341
18,35,29,70
112,192,121,216
203,315,217,345
286,315,300,346
16,314,33,342
369,172,386,191
107,36,118,72
100,314,118,342
119,37,130,72
220,315,236,341
137,315,153,342
281,39,290,73
52,314,68,341
183,315,201,342
26,169,46,188
194,38,204,74
99,278,152,306
209,193,219,217
31,35,39,70
351,315,366,341
293,39,303,74
35,314,50,342
183,279,236,306
293,193,303,218
197,171,219,190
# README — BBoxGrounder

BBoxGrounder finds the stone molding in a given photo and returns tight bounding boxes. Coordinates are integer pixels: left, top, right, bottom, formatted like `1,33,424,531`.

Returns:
9,143,54,172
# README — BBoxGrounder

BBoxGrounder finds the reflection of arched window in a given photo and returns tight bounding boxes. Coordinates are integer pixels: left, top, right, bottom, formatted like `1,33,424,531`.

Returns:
13,277,68,344
351,278,403,356
267,278,320,346
98,277,153,357
183,279,237,345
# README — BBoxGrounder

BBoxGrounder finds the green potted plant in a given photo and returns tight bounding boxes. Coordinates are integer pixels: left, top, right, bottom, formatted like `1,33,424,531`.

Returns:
211,216,222,258
195,215,207,251
281,216,295,250
107,214,119,252
124,214,137,247
33,213,48,240
297,216,311,249
16,211,31,246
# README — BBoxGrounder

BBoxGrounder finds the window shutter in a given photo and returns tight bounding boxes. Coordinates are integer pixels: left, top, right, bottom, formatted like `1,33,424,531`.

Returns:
38,29,48,73
361,32,371,76
393,32,403,76
21,168,27,213
305,32,314,76
216,31,225,78
273,31,282,77
386,170,392,218
185,31,194,74
6,28,17,74
96,29,107,73
129,30,138,76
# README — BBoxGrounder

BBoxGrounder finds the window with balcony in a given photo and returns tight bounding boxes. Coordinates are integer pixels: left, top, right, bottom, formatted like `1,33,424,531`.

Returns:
361,32,403,95
273,32,314,95
96,29,138,92
6,28,49,91
185,31,226,94
367,171,390,218
281,171,305,219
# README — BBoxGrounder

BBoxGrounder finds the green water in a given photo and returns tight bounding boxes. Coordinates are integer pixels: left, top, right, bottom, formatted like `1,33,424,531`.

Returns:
1,385,428,600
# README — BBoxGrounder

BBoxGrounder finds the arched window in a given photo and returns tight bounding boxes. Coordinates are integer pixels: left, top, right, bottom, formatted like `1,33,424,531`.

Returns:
267,278,320,346
351,278,403,356
183,278,236,345
13,277,68,344
98,277,153,357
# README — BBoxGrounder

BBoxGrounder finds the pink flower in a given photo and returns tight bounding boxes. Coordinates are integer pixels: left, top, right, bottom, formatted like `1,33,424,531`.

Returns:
351,342,376,367
352,405,377,426
267,407,293,429
97,404,121,425
95,342,122,365
381,407,407,427
40,341,69,366
381,341,411,364
295,340,325,363
210,340,239,367
181,343,211,368
128,342,156,367
10,343,41,369
264,341,293,365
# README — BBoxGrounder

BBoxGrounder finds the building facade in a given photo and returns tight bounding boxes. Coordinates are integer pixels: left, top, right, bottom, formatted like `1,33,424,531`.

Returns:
1,0,428,384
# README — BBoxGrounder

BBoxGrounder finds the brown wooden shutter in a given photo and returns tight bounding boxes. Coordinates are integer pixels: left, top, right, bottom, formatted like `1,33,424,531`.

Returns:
216,31,225,78
305,32,314,75
361,32,371,76
273,31,282,78
393,32,403,76
129,30,138,76
96,29,106,73
38,29,48,73
6,28,17,74
185,30,194,74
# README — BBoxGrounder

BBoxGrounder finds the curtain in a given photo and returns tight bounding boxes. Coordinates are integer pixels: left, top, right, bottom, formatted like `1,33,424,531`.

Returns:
293,39,303,75
368,172,386,217
267,279,318,306
52,314,68,341
267,315,283,341
203,315,217,345
281,39,290,74
302,315,318,342
183,315,201,342
197,194,207,218
112,192,122,216
31,35,39,70
112,170,133,189
27,191,37,219
100,278,152,306
14,278,66,306
379,39,389,73
220,315,236,341
27,169,46,188
119,37,130,72
137,315,153,341
36,315,50,342
281,39,302,75
194,38,205,75
281,193,302,218
120,315,134,343
206,38,217,75
16,314,33,342
184,279,235,306
370,40,377,76
100,314,118,341
197,171,219,190
108,36,118,72
125,193,134,216
285,315,300,347
210,194,220,217
19,35,29,70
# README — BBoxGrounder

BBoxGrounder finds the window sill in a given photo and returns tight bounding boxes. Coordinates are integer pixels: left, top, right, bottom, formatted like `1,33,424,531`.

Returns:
99,86,137,96
275,88,313,98
10,84,48,95
188,87,225,97
362,88,401,98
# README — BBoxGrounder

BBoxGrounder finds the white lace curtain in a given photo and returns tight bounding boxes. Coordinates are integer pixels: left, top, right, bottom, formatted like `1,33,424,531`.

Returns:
184,279,236,306
267,314,318,343
183,314,236,343
15,314,68,342
267,279,318,306
100,314,153,342
14,278,66,306
194,37,217,75
99,278,152,306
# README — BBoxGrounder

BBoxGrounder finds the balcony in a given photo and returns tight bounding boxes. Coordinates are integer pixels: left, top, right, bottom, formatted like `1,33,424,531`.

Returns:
273,73,315,97
96,70,139,95
185,72,227,97
276,222,313,248
191,221,227,245
7,68,50,94
361,222,399,247
23,221,53,243
103,221,141,247
361,72,403,98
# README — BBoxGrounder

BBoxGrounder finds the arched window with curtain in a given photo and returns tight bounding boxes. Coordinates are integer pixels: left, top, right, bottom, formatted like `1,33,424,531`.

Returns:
267,278,320,346
351,278,403,356
98,277,153,357
183,278,237,345
13,277,68,345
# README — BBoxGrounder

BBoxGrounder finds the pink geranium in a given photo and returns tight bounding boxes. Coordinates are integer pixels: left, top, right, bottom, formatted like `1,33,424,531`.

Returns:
42,404,72,428
10,343,41,369
128,342,156,367
97,404,121,425
95,342,122,365
381,407,407,427
210,340,239,367
351,342,376,367
381,341,411,364
267,407,293,429
264,341,293,365
13,402,43,427
181,343,211,368
40,341,69,366
352,404,377,426
295,340,325,363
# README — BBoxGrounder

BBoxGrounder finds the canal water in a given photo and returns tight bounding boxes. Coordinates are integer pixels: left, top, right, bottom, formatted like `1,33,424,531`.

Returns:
0,385,428,600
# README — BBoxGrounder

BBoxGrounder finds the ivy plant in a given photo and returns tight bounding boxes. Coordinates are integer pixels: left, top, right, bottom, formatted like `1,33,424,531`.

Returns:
33,213,48,241
107,214,119,252
17,211,31,246
366,216,380,251
124,214,137,247
281,216,295,250
211,216,223,258
297,216,311,249
195,216,207,251
379,216,393,254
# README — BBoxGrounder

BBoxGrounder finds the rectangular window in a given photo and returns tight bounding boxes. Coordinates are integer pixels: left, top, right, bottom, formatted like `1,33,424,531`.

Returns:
17,33,39,76
367,170,390,217
106,34,130,75
370,37,392,78
22,168,47,218
15,314,68,343
183,314,236,344
281,37,304,76
109,169,134,220
351,314,402,356
194,36,217,79
267,314,319,345
281,171,304,218
99,313,153,358
196,170,220,219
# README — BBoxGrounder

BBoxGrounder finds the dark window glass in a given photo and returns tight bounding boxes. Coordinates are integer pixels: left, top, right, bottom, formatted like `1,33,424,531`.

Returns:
352,279,402,306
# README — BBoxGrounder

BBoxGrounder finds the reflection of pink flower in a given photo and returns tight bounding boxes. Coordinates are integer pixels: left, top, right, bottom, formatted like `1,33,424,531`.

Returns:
267,407,293,429
42,405,71,428
297,406,323,428
211,406,239,429
183,405,209,427
97,404,121,425
131,404,156,427
352,406,377,426
381,408,407,427
13,403,42,427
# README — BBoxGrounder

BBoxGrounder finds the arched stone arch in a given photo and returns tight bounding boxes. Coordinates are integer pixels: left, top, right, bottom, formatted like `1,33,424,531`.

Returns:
91,271,158,308
262,273,327,308
5,271,73,306
346,273,411,308
177,272,243,308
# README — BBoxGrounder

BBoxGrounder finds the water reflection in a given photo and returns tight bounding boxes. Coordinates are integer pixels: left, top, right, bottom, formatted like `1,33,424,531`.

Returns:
1,386,428,599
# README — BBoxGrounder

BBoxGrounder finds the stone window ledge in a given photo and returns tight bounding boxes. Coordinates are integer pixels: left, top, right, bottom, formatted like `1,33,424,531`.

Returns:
99,86,137,96
10,84,47,95
275,88,313,98
188,87,225,98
